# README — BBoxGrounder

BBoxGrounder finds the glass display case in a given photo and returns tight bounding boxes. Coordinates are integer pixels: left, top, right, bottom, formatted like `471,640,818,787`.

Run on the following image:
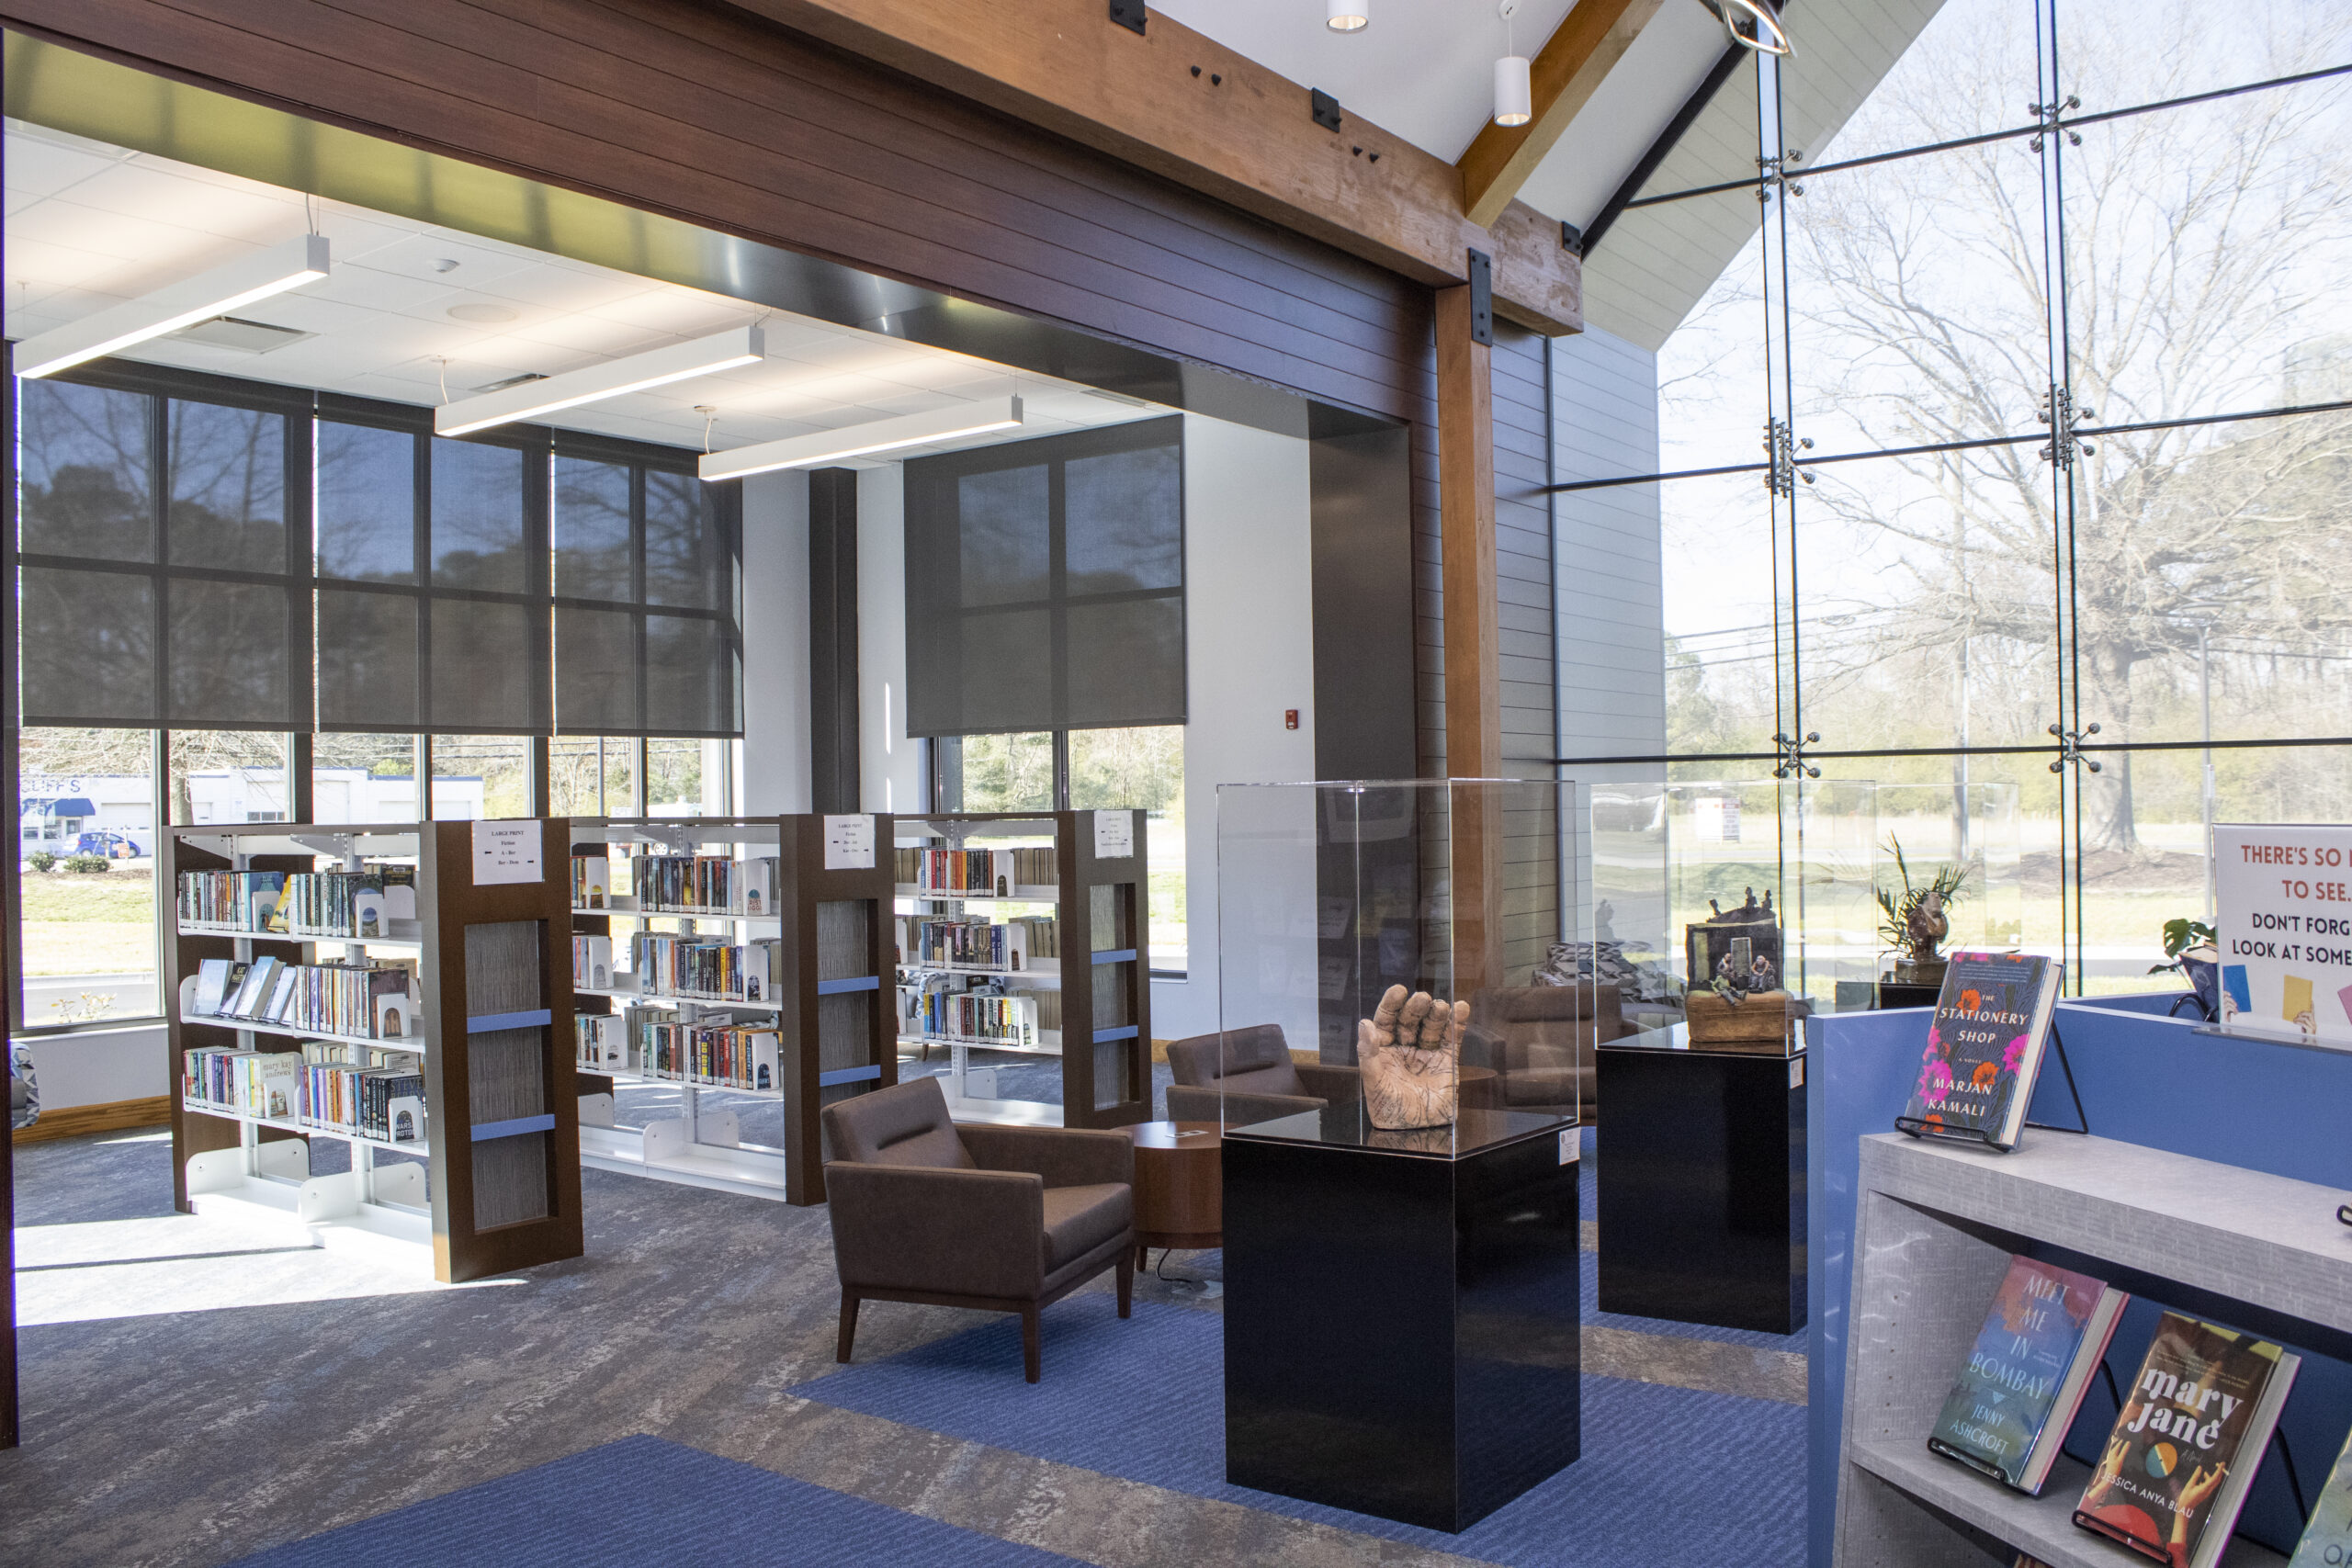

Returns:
1589,778,2022,1031
1214,777,1588,1149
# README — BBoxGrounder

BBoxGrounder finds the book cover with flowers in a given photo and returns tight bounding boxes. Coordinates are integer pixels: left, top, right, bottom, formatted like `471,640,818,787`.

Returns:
1900,950,2062,1147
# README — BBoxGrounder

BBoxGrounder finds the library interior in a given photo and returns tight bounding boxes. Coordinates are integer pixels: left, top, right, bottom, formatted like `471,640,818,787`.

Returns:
3,3,2349,1567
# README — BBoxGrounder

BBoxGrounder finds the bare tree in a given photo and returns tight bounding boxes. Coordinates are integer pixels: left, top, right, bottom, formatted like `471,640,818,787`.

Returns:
1781,0,2352,850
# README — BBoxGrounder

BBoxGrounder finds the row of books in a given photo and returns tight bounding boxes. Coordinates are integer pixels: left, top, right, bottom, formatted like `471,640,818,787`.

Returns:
896,987,1042,1047
572,934,614,991
177,866,417,936
571,854,780,915
182,1043,425,1145
628,933,781,1001
897,846,1056,897
1931,1253,2352,1567
575,1006,781,1090
894,915,1057,972
189,955,417,1041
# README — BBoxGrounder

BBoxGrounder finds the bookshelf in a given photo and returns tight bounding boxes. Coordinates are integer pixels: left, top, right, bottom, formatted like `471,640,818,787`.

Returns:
164,820,584,1284
568,815,896,1205
1832,1132,2352,1567
891,810,1150,1131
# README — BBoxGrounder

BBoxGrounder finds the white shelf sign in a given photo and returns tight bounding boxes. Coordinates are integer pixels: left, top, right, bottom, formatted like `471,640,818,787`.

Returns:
2213,822,2352,1046
471,819,543,886
1092,812,1135,860
824,813,876,871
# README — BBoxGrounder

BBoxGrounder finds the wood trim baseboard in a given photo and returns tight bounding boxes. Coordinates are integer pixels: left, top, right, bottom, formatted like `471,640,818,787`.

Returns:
13,1095,171,1144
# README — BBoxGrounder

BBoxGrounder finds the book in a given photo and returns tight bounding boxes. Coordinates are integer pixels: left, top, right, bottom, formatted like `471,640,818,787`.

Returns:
2075,1312,2301,1567
227,956,282,1019
1929,1256,2130,1493
385,1094,427,1145
192,958,234,1017
264,967,300,1024
2288,1423,2352,1567
1899,950,2064,1148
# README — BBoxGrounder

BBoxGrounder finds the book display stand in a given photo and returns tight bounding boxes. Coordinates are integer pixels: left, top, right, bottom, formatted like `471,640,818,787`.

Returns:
1831,1132,2352,1567
890,810,1150,1131
164,821,583,1284
1894,1021,2090,1150
568,815,896,1205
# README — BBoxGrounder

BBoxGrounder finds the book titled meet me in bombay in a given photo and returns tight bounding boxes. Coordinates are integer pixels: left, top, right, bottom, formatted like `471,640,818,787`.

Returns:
1899,950,2064,1149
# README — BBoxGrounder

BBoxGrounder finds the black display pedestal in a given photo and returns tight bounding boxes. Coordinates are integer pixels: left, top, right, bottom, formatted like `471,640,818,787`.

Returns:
1223,1106,1581,1532
1596,1040,1806,1336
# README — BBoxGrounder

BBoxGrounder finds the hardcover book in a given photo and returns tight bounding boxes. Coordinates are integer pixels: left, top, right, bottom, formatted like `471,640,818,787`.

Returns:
1928,1255,2129,1494
1899,950,2064,1148
2288,1422,2352,1567
228,957,283,1020
192,958,234,1017
2075,1312,2301,1568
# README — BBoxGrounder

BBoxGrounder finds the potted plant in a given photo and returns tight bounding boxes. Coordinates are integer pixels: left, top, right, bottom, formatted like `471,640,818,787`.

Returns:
1875,836,1975,989
2146,918,2219,1021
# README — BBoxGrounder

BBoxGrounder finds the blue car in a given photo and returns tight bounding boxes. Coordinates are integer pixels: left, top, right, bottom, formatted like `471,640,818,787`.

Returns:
74,830,146,859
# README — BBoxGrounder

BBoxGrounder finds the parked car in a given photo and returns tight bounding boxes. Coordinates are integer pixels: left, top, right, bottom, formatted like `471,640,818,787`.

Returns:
74,829,146,859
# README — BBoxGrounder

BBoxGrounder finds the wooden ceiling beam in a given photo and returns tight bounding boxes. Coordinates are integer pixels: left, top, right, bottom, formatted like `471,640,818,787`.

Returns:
1458,0,1667,230
729,0,1583,334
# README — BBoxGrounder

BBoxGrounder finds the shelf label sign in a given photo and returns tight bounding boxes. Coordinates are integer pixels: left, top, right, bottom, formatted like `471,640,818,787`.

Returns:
824,813,876,871
471,819,543,886
1092,812,1135,860
2213,822,2352,1046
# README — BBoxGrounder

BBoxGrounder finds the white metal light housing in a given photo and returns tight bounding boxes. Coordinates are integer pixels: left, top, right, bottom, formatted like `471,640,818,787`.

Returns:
1699,0,1793,56
1494,54,1533,127
697,396,1025,481
1327,0,1368,31
435,325,767,436
14,234,332,379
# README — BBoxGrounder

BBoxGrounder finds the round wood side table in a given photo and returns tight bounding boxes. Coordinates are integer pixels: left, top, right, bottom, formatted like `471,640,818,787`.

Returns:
1124,1119,1222,1267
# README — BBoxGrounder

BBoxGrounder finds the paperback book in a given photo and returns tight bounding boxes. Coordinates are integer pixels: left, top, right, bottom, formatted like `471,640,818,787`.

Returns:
1898,950,2064,1149
1928,1255,2129,1493
2075,1312,2301,1568
2288,1423,2352,1567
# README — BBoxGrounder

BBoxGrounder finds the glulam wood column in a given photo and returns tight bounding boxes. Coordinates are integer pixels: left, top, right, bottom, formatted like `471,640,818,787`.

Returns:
1435,283,1506,997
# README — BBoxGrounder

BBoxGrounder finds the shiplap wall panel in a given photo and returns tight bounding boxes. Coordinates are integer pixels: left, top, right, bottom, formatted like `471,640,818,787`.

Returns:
1551,324,1668,760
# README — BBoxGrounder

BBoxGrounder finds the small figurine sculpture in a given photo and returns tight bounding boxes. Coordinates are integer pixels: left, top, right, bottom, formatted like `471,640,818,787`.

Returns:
1356,984,1466,1130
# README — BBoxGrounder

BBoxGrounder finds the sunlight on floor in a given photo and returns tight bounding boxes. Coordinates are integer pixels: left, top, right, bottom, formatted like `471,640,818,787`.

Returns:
13,1213,519,1326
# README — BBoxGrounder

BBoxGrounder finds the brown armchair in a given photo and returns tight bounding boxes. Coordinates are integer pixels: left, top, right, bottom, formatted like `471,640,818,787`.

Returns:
1163,1023,1360,1127
821,1077,1135,1382
1465,983,1623,1122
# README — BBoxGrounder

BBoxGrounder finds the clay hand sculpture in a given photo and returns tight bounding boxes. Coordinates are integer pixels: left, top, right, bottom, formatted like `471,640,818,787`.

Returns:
1355,984,1468,1130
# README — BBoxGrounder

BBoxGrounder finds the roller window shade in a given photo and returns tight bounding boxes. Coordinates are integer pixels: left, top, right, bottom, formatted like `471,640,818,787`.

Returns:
318,588,420,730
550,438,741,738
14,372,307,729
905,416,1185,739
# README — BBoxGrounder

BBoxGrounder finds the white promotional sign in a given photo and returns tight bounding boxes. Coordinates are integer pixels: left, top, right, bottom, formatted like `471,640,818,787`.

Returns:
2212,823,2352,1047
471,819,543,886
823,813,876,871
1092,812,1135,859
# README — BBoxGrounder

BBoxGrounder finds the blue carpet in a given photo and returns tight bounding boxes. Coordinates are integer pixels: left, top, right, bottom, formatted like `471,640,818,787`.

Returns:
792,1293,1804,1567
228,1434,1087,1567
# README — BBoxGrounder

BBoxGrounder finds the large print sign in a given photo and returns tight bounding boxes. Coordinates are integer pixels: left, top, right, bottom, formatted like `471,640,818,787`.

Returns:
2212,823,2352,1047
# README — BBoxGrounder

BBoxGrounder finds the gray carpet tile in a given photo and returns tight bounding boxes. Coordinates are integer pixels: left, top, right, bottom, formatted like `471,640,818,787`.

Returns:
3,1126,1797,1568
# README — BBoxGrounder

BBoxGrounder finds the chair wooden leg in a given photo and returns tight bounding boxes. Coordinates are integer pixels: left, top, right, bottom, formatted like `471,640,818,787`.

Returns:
1116,1251,1135,1318
1021,1303,1042,1383
836,1291,861,1364
1135,1242,1148,1273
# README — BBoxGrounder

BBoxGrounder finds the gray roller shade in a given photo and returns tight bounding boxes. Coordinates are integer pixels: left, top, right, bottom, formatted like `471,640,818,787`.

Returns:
904,416,1184,738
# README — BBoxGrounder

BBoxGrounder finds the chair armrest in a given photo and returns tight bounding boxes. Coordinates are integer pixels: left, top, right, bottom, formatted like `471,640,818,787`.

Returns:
1170,1084,1324,1127
823,1162,1043,1299
958,1123,1134,1190
1295,1062,1362,1101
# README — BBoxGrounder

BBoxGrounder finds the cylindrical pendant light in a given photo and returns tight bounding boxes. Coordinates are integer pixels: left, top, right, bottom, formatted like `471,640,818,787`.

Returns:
1494,52,1532,126
1327,0,1368,32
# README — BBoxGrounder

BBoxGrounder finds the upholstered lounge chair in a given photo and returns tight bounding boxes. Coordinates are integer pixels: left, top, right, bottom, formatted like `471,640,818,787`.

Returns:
1162,1023,1361,1127
1464,982,1623,1121
820,1076,1135,1382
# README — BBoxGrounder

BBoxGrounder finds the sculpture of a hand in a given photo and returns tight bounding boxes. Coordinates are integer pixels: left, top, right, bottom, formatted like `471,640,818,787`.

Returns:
1356,983,1468,1130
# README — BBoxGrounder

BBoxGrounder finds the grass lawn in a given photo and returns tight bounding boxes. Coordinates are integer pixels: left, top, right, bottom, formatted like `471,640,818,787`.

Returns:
19,868,159,976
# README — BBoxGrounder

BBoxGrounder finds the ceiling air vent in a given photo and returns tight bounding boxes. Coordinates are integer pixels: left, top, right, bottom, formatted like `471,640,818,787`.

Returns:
166,315,313,353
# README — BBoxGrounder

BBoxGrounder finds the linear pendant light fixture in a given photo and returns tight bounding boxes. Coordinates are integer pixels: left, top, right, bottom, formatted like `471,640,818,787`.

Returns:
14,233,331,379
697,395,1025,481
435,324,767,436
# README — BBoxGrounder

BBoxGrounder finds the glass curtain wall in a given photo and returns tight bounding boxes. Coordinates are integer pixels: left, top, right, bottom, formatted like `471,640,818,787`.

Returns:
1565,0,2352,991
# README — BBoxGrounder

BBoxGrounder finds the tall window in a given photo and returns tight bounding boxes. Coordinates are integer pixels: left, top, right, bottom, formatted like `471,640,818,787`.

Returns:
9,360,743,1030
909,418,1190,976
1563,0,2352,991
